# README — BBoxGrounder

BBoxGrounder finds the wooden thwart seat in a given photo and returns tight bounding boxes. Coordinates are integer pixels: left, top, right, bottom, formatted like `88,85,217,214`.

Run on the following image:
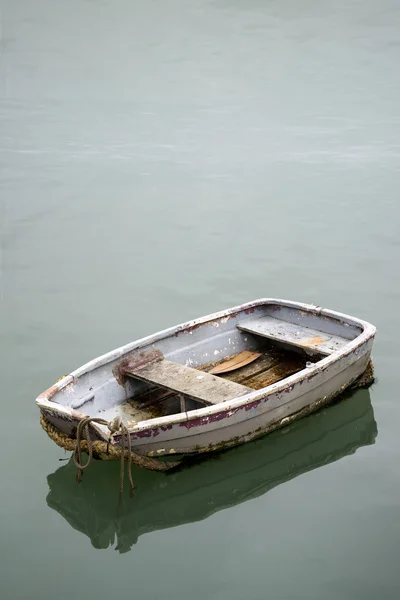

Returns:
237,316,348,355
125,359,251,406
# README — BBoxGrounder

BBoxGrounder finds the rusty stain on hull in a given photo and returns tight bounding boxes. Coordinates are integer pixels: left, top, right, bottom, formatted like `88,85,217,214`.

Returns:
39,385,59,401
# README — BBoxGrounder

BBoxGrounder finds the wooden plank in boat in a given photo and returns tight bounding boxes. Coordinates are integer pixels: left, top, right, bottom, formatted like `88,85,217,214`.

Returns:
208,351,262,375
238,316,347,355
246,360,305,390
126,359,251,405
221,353,281,383
223,353,302,387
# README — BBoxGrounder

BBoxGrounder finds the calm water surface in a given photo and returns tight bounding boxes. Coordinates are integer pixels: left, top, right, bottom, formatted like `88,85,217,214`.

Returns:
1,1,400,599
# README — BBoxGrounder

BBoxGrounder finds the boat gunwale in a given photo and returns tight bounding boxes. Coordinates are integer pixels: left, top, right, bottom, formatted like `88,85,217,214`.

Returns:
35,298,376,435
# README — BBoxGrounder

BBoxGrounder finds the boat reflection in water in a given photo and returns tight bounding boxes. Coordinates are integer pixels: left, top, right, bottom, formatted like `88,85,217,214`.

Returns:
46,389,377,553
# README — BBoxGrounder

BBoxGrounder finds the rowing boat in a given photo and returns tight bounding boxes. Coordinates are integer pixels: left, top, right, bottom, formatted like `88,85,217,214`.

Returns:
36,298,376,462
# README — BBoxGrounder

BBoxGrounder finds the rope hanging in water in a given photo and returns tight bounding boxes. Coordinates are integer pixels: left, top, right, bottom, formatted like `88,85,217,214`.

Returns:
40,412,180,475
73,416,135,497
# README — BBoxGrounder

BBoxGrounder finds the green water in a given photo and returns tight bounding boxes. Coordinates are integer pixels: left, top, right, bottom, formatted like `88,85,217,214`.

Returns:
1,1,400,598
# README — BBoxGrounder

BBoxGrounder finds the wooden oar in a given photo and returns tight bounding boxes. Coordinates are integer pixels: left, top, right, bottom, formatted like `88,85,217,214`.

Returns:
208,351,262,375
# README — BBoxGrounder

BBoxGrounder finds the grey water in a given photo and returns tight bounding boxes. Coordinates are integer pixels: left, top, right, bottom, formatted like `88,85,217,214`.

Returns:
1,1,400,599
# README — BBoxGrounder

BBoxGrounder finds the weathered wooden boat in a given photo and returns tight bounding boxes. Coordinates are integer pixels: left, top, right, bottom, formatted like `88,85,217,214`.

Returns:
46,389,377,552
36,299,376,462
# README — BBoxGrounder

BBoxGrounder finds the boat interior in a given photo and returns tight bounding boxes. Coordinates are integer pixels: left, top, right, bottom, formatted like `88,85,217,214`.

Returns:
94,305,362,425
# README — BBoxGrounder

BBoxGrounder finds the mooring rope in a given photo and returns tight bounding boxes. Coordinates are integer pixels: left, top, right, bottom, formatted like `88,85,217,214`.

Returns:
39,412,179,473
73,416,134,497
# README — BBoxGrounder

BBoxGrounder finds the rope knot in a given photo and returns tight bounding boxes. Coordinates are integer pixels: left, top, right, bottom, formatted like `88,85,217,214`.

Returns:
108,416,123,434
